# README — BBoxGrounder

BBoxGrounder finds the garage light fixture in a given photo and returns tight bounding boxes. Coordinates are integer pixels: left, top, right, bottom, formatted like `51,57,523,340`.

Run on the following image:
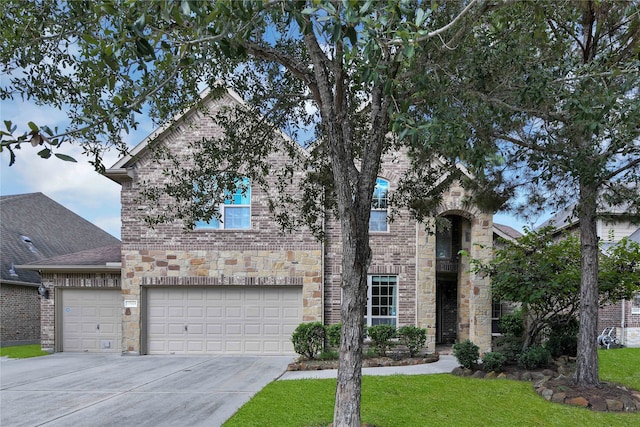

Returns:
38,284,49,299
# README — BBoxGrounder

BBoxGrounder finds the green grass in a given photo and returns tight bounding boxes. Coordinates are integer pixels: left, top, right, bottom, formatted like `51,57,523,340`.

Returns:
600,347,640,390
0,344,49,359
224,349,640,427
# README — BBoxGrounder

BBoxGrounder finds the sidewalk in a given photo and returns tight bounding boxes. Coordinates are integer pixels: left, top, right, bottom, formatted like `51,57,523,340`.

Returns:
279,354,458,380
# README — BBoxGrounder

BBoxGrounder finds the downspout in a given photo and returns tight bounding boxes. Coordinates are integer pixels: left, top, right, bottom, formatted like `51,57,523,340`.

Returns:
621,299,626,346
415,222,419,327
321,211,325,325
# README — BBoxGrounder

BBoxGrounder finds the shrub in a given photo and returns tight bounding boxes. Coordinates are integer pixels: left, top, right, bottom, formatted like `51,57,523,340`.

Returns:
498,310,524,338
318,349,338,360
367,324,397,356
397,326,427,357
518,345,551,369
291,322,325,360
326,323,342,349
482,352,507,372
545,317,578,357
452,339,480,369
493,335,524,364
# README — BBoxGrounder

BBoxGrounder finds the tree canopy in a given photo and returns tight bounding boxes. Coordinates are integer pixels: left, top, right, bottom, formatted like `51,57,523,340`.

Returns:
474,227,640,348
414,0,640,386
1,1,491,425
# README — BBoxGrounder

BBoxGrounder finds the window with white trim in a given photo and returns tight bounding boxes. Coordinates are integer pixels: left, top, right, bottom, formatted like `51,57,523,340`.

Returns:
369,178,389,232
365,275,397,326
195,177,251,229
632,292,640,315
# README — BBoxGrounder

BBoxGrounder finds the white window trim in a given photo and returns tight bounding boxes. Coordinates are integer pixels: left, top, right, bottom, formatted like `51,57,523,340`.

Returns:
369,178,389,233
195,178,251,230
365,275,398,327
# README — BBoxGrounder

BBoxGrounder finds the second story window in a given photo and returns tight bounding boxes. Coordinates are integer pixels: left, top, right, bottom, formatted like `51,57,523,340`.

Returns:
195,177,251,230
369,178,389,232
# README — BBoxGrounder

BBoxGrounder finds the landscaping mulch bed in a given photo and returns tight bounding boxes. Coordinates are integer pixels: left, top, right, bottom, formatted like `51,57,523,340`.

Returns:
452,356,640,412
288,353,439,371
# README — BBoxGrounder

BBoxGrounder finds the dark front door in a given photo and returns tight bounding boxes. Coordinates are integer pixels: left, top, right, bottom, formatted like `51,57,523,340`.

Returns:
436,280,457,344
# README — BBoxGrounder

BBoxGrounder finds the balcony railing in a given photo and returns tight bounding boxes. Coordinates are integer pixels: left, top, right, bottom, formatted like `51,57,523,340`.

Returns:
436,257,459,273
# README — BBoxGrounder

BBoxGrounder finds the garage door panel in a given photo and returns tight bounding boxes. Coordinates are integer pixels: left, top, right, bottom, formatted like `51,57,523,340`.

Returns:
225,341,242,352
263,307,281,318
244,324,260,335
225,306,242,318
147,286,301,355
62,289,121,353
206,324,223,335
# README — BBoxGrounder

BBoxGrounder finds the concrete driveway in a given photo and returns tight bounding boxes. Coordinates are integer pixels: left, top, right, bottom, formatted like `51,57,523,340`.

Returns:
0,353,293,427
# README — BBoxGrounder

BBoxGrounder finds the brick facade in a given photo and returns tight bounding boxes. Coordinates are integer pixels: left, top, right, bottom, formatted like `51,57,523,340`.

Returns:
110,90,495,355
0,284,40,345
599,299,640,347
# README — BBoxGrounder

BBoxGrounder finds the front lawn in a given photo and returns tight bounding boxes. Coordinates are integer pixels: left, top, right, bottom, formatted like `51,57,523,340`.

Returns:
224,349,640,427
0,344,49,359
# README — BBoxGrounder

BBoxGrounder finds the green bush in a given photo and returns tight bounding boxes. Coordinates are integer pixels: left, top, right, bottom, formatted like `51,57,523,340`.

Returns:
544,317,578,357
367,324,397,356
291,322,326,360
518,345,551,369
493,335,524,363
482,351,507,372
397,326,427,357
498,310,524,338
452,339,480,369
326,323,342,349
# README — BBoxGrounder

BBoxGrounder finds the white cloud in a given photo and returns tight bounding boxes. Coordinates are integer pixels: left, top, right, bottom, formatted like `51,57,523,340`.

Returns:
1,99,123,238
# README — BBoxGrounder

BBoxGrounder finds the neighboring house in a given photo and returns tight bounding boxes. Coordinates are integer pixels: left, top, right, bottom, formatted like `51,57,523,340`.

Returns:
105,88,496,356
0,193,120,348
540,204,640,347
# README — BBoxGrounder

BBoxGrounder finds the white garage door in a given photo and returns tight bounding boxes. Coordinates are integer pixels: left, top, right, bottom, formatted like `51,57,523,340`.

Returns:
61,289,122,352
146,286,301,355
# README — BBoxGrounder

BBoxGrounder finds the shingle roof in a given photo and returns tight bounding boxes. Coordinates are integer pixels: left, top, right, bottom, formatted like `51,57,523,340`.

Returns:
1,193,120,284
18,244,121,270
493,223,523,241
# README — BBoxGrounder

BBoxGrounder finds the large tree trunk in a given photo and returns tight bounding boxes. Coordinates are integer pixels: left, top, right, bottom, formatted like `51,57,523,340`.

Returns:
333,208,371,426
575,181,600,386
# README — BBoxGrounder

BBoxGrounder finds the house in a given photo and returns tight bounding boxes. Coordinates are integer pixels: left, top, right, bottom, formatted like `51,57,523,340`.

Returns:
0,193,120,347
101,87,498,356
540,204,640,347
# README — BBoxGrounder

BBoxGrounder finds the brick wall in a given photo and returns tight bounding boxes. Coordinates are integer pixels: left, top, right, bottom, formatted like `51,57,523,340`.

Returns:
0,283,40,345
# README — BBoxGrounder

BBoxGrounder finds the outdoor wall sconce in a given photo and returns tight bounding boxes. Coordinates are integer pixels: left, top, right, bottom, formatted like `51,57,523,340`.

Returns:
37,284,49,299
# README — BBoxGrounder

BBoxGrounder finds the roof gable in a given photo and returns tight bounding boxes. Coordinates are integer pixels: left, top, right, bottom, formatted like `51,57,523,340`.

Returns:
105,86,307,182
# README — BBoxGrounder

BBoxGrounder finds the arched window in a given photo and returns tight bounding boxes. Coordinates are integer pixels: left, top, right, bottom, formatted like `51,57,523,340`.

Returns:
369,178,389,232
195,177,251,229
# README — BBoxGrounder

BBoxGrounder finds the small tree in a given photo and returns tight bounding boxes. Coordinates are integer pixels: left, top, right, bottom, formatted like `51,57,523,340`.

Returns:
473,227,640,350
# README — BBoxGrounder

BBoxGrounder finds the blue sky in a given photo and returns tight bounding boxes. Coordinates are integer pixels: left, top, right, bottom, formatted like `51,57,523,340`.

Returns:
1,97,537,240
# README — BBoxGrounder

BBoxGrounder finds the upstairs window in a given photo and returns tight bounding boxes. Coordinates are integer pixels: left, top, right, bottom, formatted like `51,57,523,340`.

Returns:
195,177,251,230
369,178,389,232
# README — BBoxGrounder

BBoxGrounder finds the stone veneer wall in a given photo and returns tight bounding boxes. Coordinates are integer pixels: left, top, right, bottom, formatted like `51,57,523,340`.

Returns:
416,183,494,353
38,272,121,352
121,246,322,354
